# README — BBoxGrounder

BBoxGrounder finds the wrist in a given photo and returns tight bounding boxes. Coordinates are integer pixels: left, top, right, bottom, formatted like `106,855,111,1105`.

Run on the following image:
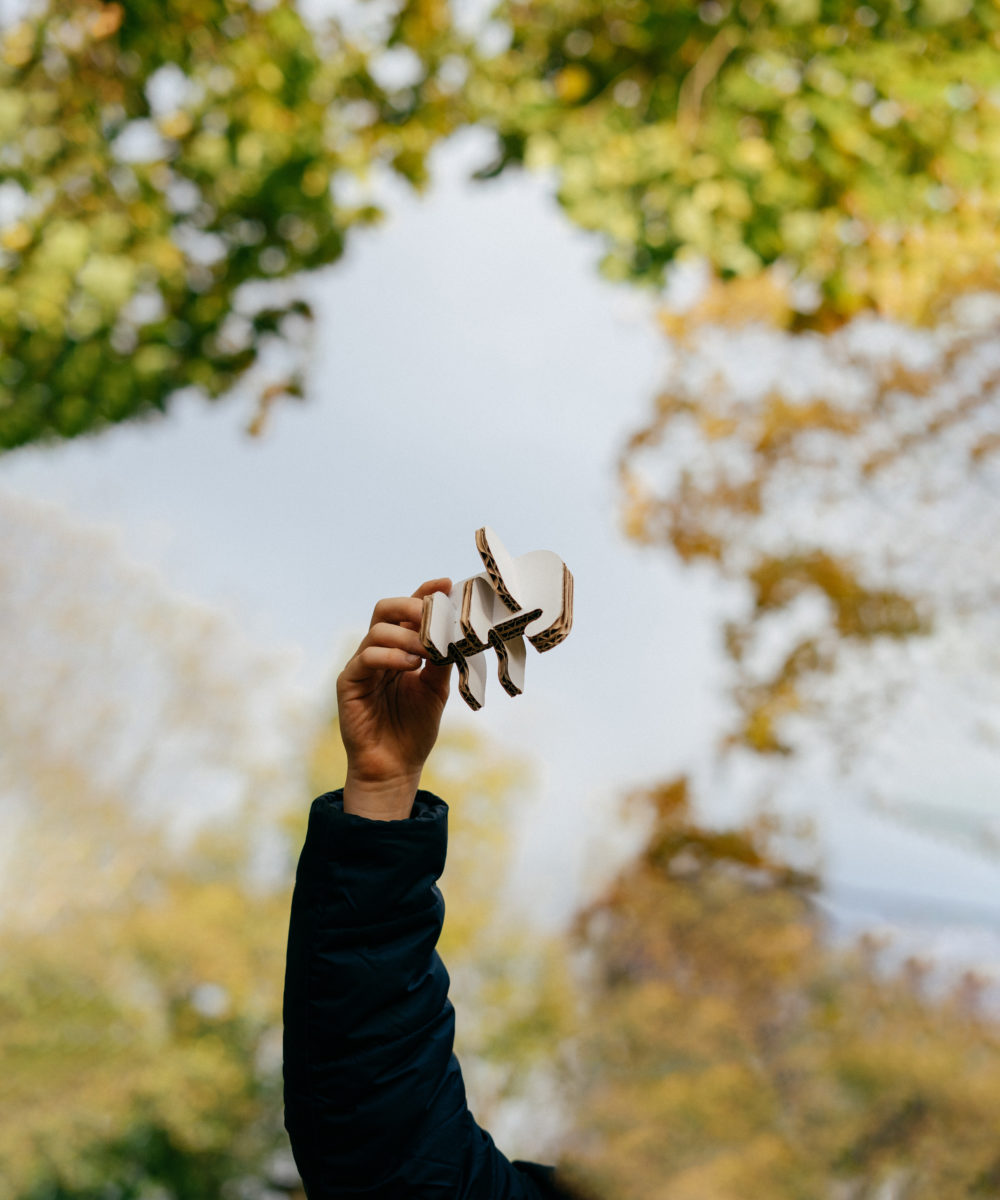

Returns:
343,770,422,821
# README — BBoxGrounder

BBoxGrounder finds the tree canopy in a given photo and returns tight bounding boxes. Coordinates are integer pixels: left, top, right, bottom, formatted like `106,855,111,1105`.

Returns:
473,0,1000,325
0,0,459,451
6,0,1000,449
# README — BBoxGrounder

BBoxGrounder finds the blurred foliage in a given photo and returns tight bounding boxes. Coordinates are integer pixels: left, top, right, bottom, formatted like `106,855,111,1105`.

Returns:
0,0,463,451
0,490,301,1195
9,0,1000,452
0,813,293,1198
470,0,1000,326
556,778,1000,1200
620,285,1000,756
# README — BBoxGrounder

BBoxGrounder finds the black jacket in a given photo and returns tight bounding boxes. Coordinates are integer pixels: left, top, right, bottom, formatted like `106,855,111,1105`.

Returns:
283,789,563,1199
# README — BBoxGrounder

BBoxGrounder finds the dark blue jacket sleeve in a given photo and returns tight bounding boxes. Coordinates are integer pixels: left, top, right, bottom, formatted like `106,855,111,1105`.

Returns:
283,789,558,1200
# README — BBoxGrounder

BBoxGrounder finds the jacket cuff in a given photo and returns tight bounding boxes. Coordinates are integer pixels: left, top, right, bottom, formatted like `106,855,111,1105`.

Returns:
294,788,448,924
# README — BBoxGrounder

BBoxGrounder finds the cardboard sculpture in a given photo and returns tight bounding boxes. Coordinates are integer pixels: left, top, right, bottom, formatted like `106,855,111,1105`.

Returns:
420,527,574,711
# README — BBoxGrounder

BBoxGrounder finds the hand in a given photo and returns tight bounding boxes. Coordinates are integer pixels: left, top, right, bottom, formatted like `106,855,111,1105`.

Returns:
337,578,453,820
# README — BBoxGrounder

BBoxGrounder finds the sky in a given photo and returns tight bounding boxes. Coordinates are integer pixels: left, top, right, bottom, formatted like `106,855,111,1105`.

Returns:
5,125,1000,952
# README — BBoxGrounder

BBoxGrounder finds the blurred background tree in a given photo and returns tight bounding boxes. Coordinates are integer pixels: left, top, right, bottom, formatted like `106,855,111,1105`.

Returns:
619,290,1000,764
0,0,463,450
470,0,1000,326
0,488,305,1195
555,780,1000,1200
10,0,1000,449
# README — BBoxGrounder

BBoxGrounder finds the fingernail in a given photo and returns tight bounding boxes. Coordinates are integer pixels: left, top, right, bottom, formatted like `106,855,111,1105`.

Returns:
406,654,421,666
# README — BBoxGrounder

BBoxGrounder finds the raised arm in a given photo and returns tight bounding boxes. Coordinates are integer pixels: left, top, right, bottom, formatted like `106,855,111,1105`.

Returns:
282,580,561,1199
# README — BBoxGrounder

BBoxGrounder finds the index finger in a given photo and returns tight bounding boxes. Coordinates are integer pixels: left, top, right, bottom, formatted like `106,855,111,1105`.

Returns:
369,596,426,629
412,577,452,600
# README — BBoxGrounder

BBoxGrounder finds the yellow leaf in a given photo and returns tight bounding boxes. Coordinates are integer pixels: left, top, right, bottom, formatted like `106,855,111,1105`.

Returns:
555,65,591,104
